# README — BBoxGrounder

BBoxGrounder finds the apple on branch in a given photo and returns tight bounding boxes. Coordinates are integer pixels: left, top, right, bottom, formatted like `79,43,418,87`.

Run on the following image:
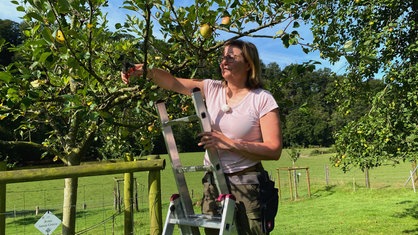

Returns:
221,16,231,26
199,23,213,38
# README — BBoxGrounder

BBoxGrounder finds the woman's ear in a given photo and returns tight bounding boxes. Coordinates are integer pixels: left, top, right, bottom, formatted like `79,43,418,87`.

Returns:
245,61,251,71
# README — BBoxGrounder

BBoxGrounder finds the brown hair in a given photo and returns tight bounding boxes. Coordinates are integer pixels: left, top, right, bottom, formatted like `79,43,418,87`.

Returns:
223,39,263,89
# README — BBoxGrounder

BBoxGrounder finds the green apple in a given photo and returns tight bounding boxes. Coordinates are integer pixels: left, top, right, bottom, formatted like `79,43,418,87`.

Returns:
200,23,212,38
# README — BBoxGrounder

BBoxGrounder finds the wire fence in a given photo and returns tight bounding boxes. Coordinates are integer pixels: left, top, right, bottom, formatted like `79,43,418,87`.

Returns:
275,163,417,201
5,180,155,235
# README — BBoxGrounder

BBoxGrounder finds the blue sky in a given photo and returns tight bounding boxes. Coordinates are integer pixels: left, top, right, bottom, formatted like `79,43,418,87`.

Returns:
1,0,348,75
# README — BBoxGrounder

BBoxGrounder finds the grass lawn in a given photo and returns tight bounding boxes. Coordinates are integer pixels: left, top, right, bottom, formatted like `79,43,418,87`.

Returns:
4,148,418,234
277,187,417,234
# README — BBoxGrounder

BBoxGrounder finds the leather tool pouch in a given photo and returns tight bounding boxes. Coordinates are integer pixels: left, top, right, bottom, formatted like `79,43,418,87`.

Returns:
258,170,279,233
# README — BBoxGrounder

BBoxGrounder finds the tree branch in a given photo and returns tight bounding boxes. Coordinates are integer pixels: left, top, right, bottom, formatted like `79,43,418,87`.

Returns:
0,140,63,161
46,0,110,95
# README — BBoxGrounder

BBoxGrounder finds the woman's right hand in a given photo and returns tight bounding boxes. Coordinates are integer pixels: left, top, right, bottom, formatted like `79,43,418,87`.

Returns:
120,63,145,84
120,64,203,96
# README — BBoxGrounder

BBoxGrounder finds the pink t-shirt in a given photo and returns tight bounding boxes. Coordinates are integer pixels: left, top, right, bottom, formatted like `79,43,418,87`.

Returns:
203,79,279,174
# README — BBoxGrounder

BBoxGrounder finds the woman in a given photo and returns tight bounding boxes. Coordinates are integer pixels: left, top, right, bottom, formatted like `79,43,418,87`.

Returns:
121,39,282,234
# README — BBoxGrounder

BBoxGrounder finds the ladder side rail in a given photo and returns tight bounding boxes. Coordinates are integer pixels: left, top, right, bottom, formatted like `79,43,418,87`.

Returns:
218,196,236,234
162,197,178,235
157,91,238,235
163,195,196,235
155,101,195,216
191,89,230,194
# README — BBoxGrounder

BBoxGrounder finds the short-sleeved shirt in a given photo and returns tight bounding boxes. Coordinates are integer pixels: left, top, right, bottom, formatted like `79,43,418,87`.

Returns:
203,79,279,174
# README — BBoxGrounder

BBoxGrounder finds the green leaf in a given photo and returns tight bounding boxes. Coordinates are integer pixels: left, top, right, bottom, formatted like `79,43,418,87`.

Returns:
0,72,13,83
39,52,52,63
7,88,20,102
343,40,354,52
345,55,355,64
26,12,44,22
57,0,71,14
42,28,54,44
230,0,239,8
16,6,25,12
281,33,290,48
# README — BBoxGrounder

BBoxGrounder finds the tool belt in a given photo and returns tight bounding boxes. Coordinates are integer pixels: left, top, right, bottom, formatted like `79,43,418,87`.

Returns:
224,163,263,185
224,163,279,233
202,163,279,233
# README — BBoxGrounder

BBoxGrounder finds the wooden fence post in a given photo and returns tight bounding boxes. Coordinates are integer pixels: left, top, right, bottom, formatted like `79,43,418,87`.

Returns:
124,154,134,235
276,169,281,199
148,155,162,235
306,168,311,197
288,169,293,200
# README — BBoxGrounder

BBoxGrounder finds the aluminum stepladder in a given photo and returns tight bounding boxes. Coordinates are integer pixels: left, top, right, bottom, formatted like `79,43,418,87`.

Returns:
156,88,236,235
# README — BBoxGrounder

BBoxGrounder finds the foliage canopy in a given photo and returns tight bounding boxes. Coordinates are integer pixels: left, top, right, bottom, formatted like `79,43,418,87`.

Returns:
309,0,418,171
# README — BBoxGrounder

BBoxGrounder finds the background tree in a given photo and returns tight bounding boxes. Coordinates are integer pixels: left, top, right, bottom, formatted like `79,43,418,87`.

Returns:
0,19,23,66
266,64,336,147
309,0,418,171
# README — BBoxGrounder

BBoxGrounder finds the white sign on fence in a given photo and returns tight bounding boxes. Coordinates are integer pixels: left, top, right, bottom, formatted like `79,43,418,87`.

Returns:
34,211,61,235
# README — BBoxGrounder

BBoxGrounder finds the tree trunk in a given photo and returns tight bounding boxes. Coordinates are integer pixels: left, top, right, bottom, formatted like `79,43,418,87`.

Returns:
62,177,79,235
364,167,370,188
61,151,81,235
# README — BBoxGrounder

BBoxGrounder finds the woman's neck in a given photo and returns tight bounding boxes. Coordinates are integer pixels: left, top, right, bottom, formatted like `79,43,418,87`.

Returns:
226,79,248,93
226,85,249,106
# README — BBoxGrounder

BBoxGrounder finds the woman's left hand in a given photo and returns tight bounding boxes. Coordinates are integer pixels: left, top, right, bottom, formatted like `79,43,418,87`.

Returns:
198,130,234,150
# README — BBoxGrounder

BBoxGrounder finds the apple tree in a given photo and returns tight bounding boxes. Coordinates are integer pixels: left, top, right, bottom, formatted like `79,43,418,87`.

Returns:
0,0,173,232
308,0,418,171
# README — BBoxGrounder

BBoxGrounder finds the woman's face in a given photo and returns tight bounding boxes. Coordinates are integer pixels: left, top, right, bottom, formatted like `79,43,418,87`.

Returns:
220,45,250,82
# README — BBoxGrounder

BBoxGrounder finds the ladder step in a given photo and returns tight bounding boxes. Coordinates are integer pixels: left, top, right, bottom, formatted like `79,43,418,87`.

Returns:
162,115,199,126
176,165,212,173
168,214,225,229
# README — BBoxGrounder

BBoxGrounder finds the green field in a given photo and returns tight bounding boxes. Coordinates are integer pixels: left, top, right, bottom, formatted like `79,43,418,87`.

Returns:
5,149,418,234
